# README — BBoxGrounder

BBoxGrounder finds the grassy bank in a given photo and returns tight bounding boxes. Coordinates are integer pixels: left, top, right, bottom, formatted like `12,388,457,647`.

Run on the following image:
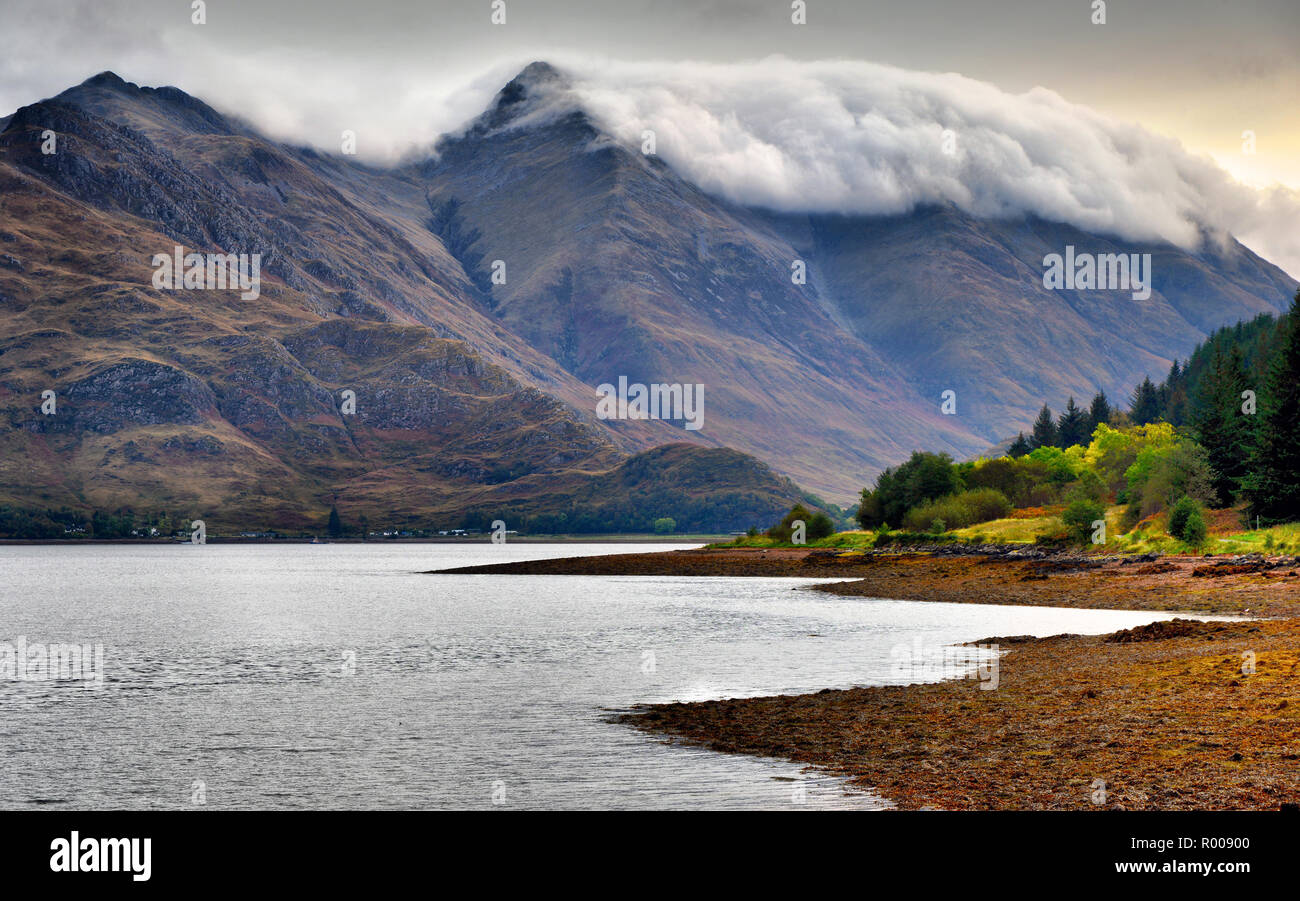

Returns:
715,504,1300,557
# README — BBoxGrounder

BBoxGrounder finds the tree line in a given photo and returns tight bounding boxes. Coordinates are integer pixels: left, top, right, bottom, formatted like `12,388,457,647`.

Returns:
1008,392,1113,456
859,288,1300,539
1011,291,1300,523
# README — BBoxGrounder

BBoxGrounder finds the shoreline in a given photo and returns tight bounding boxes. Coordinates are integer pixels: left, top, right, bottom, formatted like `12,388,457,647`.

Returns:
617,616,1300,810
435,545,1300,809
431,545,1300,617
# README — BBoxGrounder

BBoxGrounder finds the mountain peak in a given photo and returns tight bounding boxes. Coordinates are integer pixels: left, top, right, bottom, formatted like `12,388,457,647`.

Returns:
516,60,564,82
51,72,240,138
492,61,568,112
433,60,589,144
81,71,132,90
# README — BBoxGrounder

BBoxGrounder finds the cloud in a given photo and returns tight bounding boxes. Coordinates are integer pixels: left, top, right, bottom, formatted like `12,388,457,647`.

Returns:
0,0,520,164
549,57,1300,278
4,15,1296,280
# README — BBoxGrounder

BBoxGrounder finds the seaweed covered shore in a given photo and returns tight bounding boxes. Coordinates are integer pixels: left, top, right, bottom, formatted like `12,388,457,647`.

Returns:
618,617,1300,810
434,546,1300,808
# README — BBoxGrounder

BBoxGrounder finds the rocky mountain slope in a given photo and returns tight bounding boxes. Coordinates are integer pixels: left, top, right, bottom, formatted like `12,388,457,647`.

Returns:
0,72,805,532
0,63,1294,531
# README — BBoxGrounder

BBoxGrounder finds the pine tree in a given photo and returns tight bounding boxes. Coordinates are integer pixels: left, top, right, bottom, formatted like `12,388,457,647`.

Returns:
1194,344,1250,506
1056,396,1090,448
1165,383,1190,426
1130,376,1162,425
1159,361,1179,415
1164,360,1192,425
1008,432,1031,458
1088,391,1112,434
1246,290,1300,523
328,504,343,538
1030,404,1057,449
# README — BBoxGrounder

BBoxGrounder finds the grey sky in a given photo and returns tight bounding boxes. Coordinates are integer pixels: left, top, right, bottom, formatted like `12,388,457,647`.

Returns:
2,0,1296,182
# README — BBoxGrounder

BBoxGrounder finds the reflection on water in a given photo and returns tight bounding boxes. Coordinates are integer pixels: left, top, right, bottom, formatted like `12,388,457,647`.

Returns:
0,543,1212,810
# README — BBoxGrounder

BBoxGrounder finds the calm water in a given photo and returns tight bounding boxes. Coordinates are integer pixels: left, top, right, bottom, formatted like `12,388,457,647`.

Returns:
0,543,1216,810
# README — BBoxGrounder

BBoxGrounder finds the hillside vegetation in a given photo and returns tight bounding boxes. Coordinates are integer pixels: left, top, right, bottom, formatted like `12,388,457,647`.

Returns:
734,289,1300,554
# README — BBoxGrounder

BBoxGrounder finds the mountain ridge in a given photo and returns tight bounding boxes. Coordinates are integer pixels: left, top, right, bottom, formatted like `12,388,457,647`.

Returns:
1,64,1295,529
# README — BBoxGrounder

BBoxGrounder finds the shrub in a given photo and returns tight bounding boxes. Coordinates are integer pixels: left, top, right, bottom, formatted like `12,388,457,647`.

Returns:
857,452,960,528
1167,497,1196,538
1062,498,1106,544
901,488,1012,532
766,504,811,541
1168,497,1206,545
1119,501,1143,532
966,457,1054,507
807,512,836,540
1068,469,1107,503
1034,528,1072,547
1125,441,1216,520
768,504,834,542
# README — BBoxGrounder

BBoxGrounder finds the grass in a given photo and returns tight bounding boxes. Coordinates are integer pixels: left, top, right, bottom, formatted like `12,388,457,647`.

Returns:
711,530,879,550
1103,518,1300,556
720,504,1300,556
1206,523,1300,555
807,531,880,549
950,514,1061,544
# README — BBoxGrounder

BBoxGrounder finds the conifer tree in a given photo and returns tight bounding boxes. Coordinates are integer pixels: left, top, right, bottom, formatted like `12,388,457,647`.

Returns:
1088,391,1112,434
1163,360,1191,425
1130,376,1162,425
1056,396,1090,448
1008,432,1031,458
1030,404,1057,449
1194,344,1250,506
1246,290,1300,523
1159,360,1179,413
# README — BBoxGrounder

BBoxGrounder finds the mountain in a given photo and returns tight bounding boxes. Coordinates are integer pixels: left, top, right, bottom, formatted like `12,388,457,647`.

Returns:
788,207,1295,429
0,71,805,533
396,63,985,498
413,64,1293,451
0,64,1295,531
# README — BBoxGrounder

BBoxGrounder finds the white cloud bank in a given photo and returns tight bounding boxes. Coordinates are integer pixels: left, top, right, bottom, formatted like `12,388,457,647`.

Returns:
5,24,1296,279
542,57,1299,279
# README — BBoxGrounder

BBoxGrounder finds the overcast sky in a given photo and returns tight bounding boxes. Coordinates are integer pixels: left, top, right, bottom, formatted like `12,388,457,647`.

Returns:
2,0,1297,270
3,0,1296,183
